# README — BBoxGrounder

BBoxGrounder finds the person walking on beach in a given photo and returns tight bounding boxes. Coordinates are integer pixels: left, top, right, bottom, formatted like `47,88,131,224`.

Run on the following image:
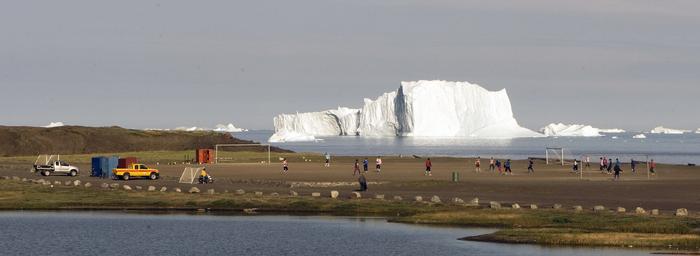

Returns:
496,160,502,175
363,158,369,173
585,156,591,169
475,157,481,173
504,159,512,175
603,157,609,173
613,160,623,181
375,156,382,174
572,159,579,173
425,158,433,176
282,158,289,174
353,159,361,176
324,152,331,167
630,158,637,173
489,157,495,172
599,157,605,172
607,158,613,174
358,173,368,191
649,159,657,175
527,159,534,174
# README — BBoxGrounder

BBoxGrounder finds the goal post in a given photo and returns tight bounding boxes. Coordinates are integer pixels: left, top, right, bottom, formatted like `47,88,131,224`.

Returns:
179,167,202,184
545,147,565,166
214,144,271,164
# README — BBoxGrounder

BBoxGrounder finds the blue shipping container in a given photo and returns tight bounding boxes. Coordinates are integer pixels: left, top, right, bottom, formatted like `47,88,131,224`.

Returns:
91,157,106,177
103,156,118,179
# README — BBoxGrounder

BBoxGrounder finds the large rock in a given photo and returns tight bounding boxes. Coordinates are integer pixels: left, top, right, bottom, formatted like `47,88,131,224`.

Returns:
552,204,562,210
21,178,28,182
255,191,264,196
270,192,279,197
330,190,339,199
207,189,215,195
110,183,120,189
414,196,423,202
593,205,606,212
43,181,52,186
469,198,479,206
635,207,646,215
289,190,298,197
73,180,81,186
617,207,626,213
375,194,385,200
311,192,321,197
430,196,442,203
489,201,501,209
55,181,62,186
235,189,246,195
135,186,143,190
451,197,465,204
147,186,157,192
511,203,521,209
174,188,182,193
189,187,201,193
160,187,167,192
35,179,45,184
651,209,660,215
530,204,538,210
573,205,583,212
101,183,110,189
123,185,132,191
350,192,362,199
84,182,92,188
676,208,689,217
393,196,403,201
64,181,72,186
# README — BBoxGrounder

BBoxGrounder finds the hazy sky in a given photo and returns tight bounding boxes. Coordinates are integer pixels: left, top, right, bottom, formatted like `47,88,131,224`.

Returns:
1,1,699,131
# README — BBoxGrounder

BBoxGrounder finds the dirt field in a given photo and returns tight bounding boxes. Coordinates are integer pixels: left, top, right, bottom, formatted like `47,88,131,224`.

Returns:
3,155,699,212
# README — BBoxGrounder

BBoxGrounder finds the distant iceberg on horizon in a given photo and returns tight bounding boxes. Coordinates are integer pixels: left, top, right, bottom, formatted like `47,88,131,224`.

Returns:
539,123,626,137
42,122,65,128
269,80,542,142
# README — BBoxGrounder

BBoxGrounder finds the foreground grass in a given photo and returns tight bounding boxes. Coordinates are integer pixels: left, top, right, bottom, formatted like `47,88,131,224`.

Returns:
2,179,700,250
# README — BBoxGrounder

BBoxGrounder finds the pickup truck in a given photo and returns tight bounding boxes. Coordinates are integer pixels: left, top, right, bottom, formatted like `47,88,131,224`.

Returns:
34,161,80,177
112,164,159,181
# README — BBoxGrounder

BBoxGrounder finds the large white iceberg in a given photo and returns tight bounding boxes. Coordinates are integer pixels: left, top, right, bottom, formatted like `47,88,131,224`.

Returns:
43,122,65,128
213,123,248,132
540,123,602,137
650,126,690,134
269,80,541,142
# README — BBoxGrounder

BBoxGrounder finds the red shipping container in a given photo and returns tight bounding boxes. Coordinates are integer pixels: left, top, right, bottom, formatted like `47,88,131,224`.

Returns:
118,157,139,168
196,149,214,164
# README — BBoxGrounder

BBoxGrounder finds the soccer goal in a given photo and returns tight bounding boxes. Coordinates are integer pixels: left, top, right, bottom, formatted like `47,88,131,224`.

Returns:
214,144,271,164
545,147,566,166
179,167,203,184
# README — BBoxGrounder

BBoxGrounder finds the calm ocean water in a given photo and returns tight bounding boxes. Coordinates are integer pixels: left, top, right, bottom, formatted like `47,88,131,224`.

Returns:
0,212,651,256
237,131,700,165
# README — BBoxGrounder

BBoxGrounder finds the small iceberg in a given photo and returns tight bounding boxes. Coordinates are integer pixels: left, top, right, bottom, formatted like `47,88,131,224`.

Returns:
632,134,647,139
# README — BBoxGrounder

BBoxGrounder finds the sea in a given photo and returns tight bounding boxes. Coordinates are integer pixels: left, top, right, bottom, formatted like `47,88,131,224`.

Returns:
0,212,652,256
236,130,700,165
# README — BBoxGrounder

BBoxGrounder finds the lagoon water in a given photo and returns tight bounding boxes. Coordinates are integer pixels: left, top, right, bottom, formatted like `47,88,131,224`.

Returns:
0,212,652,256
237,131,700,165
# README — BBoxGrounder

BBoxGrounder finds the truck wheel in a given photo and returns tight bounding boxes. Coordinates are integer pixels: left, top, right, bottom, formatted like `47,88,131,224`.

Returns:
43,170,51,176
69,170,77,177
149,173,157,180
122,173,130,181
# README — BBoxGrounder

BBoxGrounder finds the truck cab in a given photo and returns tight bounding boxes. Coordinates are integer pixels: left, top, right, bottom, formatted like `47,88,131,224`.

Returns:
112,164,159,181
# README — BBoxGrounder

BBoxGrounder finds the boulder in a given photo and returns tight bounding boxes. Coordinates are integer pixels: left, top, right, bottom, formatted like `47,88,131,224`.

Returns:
375,194,385,200
55,181,62,186
452,197,464,204
255,191,264,196
311,192,321,197
469,198,479,206
593,205,606,212
72,180,81,186
21,178,28,182
530,204,538,210
350,192,362,199
511,203,521,209
676,208,689,217
635,207,646,215
64,181,72,186
235,189,246,195
617,207,626,213
573,205,583,212
189,187,201,193
393,196,403,201
489,201,501,209
160,187,167,192
147,186,156,192
84,182,92,188
289,190,298,197
207,189,215,195
135,186,143,190
430,196,442,204
35,179,45,184
174,188,182,193
100,183,110,189
123,185,132,190
270,192,279,197
330,190,339,199
553,204,562,209
110,183,120,189
414,196,423,202
651,209,660,215
43,181,52,186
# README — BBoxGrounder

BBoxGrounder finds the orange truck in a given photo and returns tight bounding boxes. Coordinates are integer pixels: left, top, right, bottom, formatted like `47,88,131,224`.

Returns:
112,163,159,181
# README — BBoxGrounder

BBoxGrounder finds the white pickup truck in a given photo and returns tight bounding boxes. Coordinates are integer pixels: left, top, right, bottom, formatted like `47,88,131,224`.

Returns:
34,160,80,177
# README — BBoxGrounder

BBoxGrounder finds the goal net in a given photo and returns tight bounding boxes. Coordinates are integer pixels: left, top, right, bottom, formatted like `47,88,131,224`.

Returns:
545,147,566,166
215,144,271,164
179,167,203,184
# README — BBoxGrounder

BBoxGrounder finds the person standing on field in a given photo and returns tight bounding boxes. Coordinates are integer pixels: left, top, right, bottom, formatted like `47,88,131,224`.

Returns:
496,159,502,175
527,159,534,174
599,157,605,172
585,156,591,168
504,159,512,175
649,159,657,175
607,158,613,174
572,159,579,173
425,158,433,176
630,158,637,173
375,156,382,174
282,158,288,174
363,158,369,173
613,161,623,181
475,157,481,172
324,152,331,167
353,159,361,176
489,157,495,172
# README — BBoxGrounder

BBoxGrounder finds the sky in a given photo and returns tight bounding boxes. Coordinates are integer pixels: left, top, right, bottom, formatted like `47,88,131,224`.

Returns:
1,0,699,132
